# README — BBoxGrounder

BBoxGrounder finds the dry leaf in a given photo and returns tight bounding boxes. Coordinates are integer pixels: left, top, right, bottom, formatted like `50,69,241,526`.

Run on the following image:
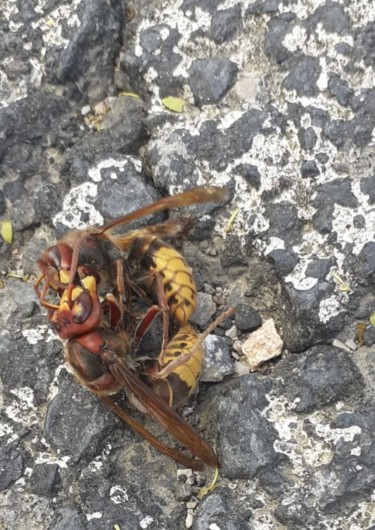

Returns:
369,312,375,327
356,322,367,345
161,96,185,113
242,318,283,371
1,220,12,244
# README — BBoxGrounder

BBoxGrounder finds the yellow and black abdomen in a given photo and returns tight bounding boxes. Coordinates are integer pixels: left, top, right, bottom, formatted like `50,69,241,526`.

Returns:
148,323,203,408
128,236,197,327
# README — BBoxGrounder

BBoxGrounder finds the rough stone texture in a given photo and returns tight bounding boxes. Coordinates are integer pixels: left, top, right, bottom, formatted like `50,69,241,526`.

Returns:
188,57,238,107
1,0,375,528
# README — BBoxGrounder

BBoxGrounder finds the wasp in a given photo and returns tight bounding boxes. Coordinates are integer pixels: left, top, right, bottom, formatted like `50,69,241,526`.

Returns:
35,187,228,343
35,187,232,469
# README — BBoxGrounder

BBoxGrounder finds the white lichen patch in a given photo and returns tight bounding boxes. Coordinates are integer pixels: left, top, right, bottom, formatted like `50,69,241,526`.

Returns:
5,387,38,426
319,293,349,324
110,485,129,504
22,325,57,345
332,202,375,257
264,394,362,471
88,157,140,183
140,516,154,529
53,181,103,229
35,451,70,468
0,421,17,443
32,0,82,49
86,512,102,521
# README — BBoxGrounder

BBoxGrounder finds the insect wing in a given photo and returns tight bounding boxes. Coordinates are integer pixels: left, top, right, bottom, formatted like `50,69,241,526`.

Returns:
98,186,229,234
109,358,219,468
101,396,204,470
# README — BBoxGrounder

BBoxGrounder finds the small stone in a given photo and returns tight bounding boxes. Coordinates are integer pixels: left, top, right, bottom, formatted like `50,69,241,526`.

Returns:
190,292,217,327
233,361,250,376
225,324,238,339
0,442,25,491
175,482,192,501
201,334,233,382
188,57,238,107
29,463,61,498
242,319,283,371
267,248,299,275
235,303,262,332
363,326,375,346
301,160,320,179
282,56,321,97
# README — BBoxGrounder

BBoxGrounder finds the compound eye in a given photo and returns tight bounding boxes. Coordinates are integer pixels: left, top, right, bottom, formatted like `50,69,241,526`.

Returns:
73,290,93,324
46,246,62,268
46,244,73,270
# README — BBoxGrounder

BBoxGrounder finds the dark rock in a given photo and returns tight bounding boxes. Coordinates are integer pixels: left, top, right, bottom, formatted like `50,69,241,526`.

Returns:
44,375,119,463
316,152,329,164
50,509,87,530
281,282,340,352
235,163,261,189
305,258,332,280
146,129,201,189
209,4,242,44
0,328,61,406
0,91,70,178
121,25,183,98
335,42,352,56
190,292,217,327
328,74,353,106
247,0,279,15
358,21,375,68
221,235,248,268
70,98,147,162
29,463,61,498
258,469,292,498
3,179,25,203
0,190,5,214
188,57,238,107
265,16,295,64
267,248,299,275
201,334,233,382
360,175,375,203
313,178,358,233
324,119,351,148
95,159,159,225
354,293,375,319
34,182,61,223
358,242,375,280
226,108,270,160
276,346,364,412
283,56,321,97
175,482,192,501
264,202,303,247
0,441,25,491
217,375,287,479
313,204,334,234
364,326,375,346
301,159,320,178
307,2,350,36
353,214,365,229
56,0,122,100
275,500,309,527
312,407,375,514
193,493,250,530
235,303,262,332
298,127,317,150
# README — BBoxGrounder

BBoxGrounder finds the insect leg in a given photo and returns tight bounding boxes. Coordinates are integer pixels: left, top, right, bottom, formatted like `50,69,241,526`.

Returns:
156,307,235,379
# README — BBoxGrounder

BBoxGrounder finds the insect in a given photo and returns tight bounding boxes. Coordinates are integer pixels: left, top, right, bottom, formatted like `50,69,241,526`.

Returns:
35,186,232,469
64,303,234,470
35,187,228,343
